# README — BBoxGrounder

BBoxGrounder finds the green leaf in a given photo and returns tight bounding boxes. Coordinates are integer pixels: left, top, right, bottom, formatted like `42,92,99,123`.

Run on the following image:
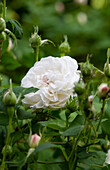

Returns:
0,98,6,112
69,115,84,127
102,101,110,135
1,51,21,70
12,86,38,98
0,113,9,126
13,86,25,97
6,19,23,39
41,118,66,131
102,165,110,170
11,131,23,145
34,142,57,153
17,107,36,120
62,125,83,136
78,151,106,169
46,124,65,131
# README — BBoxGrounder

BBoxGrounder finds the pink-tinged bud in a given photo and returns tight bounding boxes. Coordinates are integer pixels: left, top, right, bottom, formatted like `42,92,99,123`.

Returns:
3,90,17,106
88,95,94,105
98,83,109,99
29,134,41,148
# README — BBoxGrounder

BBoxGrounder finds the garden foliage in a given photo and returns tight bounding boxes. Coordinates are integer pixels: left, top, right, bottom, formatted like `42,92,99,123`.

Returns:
0,0,110,170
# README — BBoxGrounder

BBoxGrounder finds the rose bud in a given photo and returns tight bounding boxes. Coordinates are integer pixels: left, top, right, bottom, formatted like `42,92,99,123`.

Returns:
29,134,41,148
81,62,92,77
0,31,6,43
81,55,93,77
104,63,110,78
3,90,17,106
2,145,12,156
29,32,41,48
74,81,86,95
104,48,110,78
59,35,70,56
88,95,94,106
0,17,6,32
97,83,109,99
66,97,78,112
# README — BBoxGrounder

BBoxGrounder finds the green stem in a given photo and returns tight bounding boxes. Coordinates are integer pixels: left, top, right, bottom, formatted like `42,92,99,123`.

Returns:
68,129,82,168
1,115,13,170
59,145,68,162
37,160,65,164
3,0,6,19
66,113,69,142
88,119,97,139
70,151,77,170
34,47,39,61
96,99,106,132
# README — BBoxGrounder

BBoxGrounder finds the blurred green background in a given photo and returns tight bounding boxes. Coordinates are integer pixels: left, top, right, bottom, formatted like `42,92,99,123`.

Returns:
1,0,110,85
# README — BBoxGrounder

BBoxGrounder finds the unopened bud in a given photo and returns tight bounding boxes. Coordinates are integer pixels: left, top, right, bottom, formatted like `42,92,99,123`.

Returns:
88,95,94,105
66,97,78,112
81,62,92,77
59,35,70,56
104,63,110,78
3,90,17,106
0,31,6,43
81,55,93,77
29,32,41,48
29,134,41,148
0,17,6,32
74,81,85,95
2,145,12,156
97,83,109,99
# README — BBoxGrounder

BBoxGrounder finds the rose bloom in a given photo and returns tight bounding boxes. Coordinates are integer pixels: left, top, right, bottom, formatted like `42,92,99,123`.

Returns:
21,56,80,109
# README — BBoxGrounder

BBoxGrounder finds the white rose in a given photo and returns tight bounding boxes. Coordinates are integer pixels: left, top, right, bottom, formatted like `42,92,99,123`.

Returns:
104,149,110,165
21,56,80,109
